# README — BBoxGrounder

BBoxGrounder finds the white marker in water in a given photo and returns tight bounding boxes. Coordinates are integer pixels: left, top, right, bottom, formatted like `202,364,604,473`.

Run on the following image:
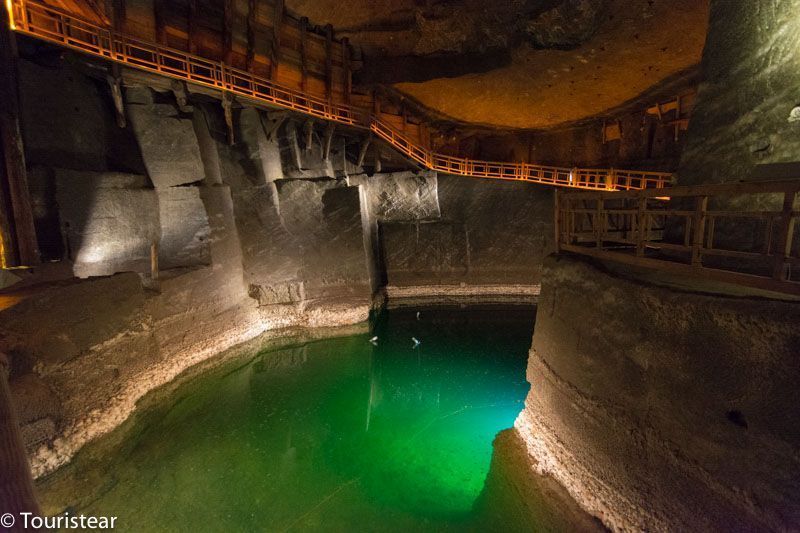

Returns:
416,311,421,320
411,337,421,348
369,336,378,345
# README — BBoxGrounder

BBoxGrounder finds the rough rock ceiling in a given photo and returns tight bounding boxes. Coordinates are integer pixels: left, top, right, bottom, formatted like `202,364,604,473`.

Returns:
285,0,710,129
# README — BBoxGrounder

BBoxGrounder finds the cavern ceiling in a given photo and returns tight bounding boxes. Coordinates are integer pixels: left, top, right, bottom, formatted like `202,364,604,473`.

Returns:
286,0,710,129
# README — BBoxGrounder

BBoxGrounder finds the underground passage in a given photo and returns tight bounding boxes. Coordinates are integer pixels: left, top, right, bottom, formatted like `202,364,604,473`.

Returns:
0,0,798,531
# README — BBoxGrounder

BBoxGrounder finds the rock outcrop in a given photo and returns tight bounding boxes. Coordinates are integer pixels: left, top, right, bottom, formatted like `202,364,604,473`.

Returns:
679,0,800,185
1,54,558,478
515,255,800,531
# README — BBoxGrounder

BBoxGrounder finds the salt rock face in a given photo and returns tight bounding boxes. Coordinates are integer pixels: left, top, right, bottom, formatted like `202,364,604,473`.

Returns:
55,170,159,278
55,169,211,278
515,254,800,531
349,171,440,222
524,0,605,49
679,0,800,186
126,91,205,188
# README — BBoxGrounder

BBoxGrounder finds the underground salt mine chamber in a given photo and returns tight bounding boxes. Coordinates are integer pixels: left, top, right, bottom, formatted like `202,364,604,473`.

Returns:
1,0,799,531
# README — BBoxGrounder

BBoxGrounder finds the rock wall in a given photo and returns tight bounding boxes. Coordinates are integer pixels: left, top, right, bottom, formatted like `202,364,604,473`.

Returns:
679,0,800,185
515,255,800,531
2,50,562,477
379,174,554,300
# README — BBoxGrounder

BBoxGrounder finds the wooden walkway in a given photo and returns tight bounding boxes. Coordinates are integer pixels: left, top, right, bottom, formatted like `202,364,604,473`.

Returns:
7,0,673,191
556,181,800,296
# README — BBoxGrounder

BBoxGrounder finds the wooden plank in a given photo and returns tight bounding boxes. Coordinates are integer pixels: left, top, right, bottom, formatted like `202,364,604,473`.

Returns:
357,136,371,168
324,23,333,102
223,0,233,64
153,0,166,45
187,0,198,54
0,16,38,266
323,122,335,161
560,245,800,297
106,0,125,32
299,16,308,91
690,196,708,266
245,0,257,71
561,179,800,202
341,37,351,104
270,0,284,80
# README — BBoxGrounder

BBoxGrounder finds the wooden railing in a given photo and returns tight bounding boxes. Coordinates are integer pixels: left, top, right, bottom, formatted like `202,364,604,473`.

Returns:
556,181,800,296
7,0,674,191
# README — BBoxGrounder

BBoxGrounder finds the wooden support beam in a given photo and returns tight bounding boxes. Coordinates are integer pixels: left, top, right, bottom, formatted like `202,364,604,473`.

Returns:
324,24,333,102
106,0,125,32
106,64,126,128
322,122,335,161
150,241,159,281
170,79,190,112
223,0,234,64
303,119,314,151
153,0,167,45
342,37,351,105
0,16,39,267
222,91,235,145
270,0,284,80
245,0,257,71
259,111,288,141
285,121,303,170
187,0,198,54
356,136,371,168
299,17,308,91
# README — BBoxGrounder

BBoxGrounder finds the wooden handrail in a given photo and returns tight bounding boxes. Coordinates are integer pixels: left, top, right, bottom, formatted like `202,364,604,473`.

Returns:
7,0,674,191
556,181,800,296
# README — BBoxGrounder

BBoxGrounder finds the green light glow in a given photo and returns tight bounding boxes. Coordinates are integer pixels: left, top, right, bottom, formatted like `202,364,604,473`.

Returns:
39,308,538,531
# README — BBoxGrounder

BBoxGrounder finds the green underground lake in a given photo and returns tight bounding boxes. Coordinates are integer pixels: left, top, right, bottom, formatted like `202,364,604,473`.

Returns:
37,306,599,532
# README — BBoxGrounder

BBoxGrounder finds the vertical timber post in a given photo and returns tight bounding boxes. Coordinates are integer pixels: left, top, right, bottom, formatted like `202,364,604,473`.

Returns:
270,0,284,80
245,0,257,71
690,195,708,266
154,0,167,45
553,189,561,253
324,24,333,103
299,17,308,92
187,0,198,54
0,7,39,267
773,188,797,281
342,37,351,105
0,352,41,522
223,0,233,64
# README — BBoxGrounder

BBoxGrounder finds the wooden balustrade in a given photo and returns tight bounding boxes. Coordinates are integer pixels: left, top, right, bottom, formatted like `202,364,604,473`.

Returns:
7,0,673,191
556,181,800,296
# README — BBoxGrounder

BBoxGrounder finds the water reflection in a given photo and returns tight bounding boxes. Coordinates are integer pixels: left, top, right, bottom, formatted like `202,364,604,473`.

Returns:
39,307,538,531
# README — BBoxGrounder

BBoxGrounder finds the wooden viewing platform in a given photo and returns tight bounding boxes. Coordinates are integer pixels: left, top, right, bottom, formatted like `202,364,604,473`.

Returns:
6,0,673,192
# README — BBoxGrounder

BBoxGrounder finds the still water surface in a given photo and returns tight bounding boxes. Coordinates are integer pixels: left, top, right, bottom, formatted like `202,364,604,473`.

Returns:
39,307,549,531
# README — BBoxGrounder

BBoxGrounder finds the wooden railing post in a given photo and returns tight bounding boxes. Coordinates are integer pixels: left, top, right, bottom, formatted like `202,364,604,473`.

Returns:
150,241,159,281
596,198,605,248
554,189,561,252
691,195,708,266
773,189,797,280
636,196,647,256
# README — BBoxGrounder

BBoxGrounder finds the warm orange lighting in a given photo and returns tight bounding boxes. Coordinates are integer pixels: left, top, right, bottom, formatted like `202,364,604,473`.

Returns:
655,196,671,201
5,0,15,30
0,232,6,269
